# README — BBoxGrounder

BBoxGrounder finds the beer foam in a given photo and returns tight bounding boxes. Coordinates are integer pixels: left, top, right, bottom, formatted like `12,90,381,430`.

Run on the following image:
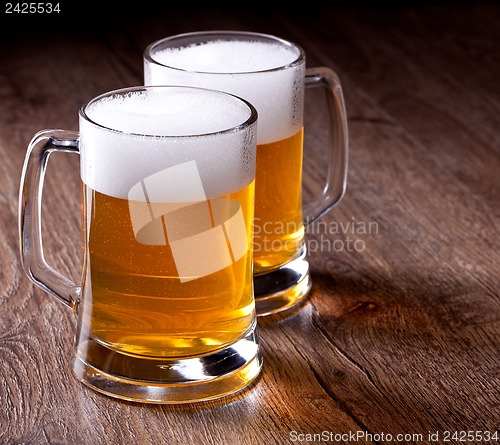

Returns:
80,87,256,199
146,39,305,144
152,40,298,73
84,88,250,136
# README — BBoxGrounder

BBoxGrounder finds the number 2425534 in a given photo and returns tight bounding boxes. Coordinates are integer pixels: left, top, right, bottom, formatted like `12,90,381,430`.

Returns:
5,3,60,13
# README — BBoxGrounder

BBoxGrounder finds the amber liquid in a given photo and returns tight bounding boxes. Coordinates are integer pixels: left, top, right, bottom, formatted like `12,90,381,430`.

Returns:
78,181,255,359
253,128,304,274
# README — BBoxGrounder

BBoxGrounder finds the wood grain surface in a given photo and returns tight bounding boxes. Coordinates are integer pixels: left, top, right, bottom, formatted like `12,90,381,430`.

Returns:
1,3,499,445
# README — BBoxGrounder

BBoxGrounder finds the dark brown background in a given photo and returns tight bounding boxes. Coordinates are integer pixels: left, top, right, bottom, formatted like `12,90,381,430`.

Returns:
0,2,498,444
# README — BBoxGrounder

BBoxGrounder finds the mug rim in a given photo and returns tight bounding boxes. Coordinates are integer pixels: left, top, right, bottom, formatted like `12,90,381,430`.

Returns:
79,85,258,139
144,30,306,75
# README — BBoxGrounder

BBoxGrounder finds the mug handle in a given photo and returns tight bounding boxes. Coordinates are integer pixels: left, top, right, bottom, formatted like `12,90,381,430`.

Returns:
303,67,349,225
19,129,81,310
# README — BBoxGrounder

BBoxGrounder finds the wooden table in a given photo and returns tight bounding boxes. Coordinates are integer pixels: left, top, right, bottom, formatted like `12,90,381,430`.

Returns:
1,3,498,444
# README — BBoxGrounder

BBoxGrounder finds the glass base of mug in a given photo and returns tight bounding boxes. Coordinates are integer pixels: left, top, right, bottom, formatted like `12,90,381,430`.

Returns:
71,323,262,404
254,246,312,316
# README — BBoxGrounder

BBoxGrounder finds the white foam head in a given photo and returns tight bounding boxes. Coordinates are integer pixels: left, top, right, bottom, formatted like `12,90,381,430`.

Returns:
84,87,250,136
80,86,256,199
154,40,298,73
145,36,305,144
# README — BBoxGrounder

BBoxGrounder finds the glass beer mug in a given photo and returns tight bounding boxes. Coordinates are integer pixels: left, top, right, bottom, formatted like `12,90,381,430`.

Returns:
19,85,262,403
144,31,349,316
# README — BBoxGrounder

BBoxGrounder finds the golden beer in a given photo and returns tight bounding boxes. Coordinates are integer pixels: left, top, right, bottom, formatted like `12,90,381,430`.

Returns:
79,181,255,359
145,33,349,317
21,86,261,402
253,128,305,274
143,32,346,315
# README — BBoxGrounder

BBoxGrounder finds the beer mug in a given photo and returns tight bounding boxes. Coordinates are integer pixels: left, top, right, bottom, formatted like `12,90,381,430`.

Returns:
144,31,349,316
19,85,262,403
